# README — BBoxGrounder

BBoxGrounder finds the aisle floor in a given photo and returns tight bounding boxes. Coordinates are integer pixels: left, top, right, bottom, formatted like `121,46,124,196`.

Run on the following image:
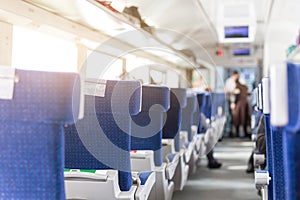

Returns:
172,138,260,200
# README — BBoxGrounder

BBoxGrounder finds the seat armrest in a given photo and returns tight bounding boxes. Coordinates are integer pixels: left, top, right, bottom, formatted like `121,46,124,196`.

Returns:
65,170,136,200
180,131,188,146
183,142,194,163
64,169,108,181
132,172,155,200
191,125,198,138
165,153,180,180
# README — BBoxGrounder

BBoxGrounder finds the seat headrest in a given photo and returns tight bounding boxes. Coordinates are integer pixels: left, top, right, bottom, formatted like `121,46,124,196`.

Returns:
141,85,170,112
170,88,187,108
0,69,80,124
85,79,141,115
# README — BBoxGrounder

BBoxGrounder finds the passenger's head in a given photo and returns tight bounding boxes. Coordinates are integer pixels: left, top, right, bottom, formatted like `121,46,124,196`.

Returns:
232,70,239,81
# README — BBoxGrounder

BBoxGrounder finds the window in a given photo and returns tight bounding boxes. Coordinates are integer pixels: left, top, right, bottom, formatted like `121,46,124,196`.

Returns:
12,26,77,72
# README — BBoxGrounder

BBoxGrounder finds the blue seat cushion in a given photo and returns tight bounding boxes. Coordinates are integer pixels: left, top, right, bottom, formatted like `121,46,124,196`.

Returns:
184,142,189,149
167,153,177,162
139,171,153,185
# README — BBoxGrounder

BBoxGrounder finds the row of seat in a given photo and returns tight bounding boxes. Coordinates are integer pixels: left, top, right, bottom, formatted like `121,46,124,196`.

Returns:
254,62,300,200
0,69,226,200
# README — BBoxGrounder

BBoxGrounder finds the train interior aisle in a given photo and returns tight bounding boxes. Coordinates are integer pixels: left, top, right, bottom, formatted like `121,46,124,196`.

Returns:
1,0,300,200
173,138,259,200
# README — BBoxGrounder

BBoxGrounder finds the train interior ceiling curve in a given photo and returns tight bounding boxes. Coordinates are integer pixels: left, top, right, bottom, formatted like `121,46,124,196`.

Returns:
1,0,300,200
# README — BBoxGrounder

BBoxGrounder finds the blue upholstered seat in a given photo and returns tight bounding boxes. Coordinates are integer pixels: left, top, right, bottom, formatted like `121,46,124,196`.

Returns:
0,69,80,199
131,85,170,167
196,93,206,133
139,171,153,185
203,92,212,120
261,77,285,200
211,92,225,118
181,94,197,142
281,62,300,199
264,114,274,200
163,88,187,152
64,80,141,192
193,104,200,126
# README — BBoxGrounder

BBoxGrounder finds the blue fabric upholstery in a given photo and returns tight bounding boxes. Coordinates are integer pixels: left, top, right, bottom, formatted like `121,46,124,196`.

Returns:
0,70,80,123
64,80,141,192
167,153,177,163
196,93,206,134
0,69,80,200
196,93,206,114
283,131,300,200
282,62,300,200
211,93,225,117
131,85,170,166
181,94,197,142
139,171,153,185
261,78,285,199
271,127,285,199
264,114,274,200
163,88,187,152
192,104,200,126
203,92,212,120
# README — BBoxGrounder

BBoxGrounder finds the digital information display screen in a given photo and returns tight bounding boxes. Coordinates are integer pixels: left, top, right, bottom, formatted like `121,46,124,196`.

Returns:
224,26,249,38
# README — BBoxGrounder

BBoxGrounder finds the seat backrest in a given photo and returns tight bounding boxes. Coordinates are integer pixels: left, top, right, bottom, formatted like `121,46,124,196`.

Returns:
181,94,197,142
131,85,170,166
163,88,187,152
192,103,200,126
64,80,141,192
196,93,206,133
211,92,225,117
0,69,80,199
281,62,300,199
203,92,212,120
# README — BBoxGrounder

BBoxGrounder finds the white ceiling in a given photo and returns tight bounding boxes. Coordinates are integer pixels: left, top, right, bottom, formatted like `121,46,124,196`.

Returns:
121,0,273,67
22,0,300,68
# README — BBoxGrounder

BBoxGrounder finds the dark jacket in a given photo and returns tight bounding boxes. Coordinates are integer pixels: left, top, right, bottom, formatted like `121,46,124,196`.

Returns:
232,82,250,127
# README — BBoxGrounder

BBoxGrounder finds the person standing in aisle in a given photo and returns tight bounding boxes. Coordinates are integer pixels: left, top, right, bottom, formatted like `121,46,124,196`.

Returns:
232,79,251,138
224,71,239,137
